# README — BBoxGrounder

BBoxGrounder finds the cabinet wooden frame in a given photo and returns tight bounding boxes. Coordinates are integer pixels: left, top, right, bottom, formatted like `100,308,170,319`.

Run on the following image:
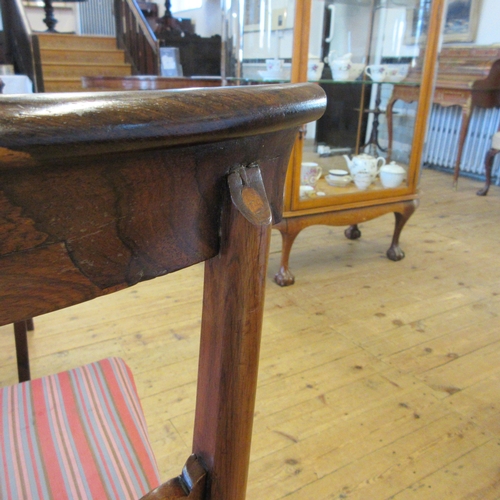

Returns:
274,0,446,287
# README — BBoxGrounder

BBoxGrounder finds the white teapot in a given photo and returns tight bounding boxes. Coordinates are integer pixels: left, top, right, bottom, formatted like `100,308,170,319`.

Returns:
343,154,385,181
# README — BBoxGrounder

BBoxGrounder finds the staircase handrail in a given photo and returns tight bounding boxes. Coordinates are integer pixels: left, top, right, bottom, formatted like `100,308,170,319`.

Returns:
114,0,160,75
0,0,41,91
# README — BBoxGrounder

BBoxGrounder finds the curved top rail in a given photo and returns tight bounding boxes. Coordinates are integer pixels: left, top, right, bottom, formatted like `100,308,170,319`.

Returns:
0,84,325,169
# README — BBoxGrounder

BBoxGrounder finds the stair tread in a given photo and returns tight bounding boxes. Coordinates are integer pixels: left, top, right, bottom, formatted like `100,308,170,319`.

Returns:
43,62,131,67
37,34,133,91
41,48,123,53
37,34,115,40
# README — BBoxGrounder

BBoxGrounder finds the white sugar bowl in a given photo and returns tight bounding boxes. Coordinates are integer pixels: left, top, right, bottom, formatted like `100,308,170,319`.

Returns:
379,162,406,188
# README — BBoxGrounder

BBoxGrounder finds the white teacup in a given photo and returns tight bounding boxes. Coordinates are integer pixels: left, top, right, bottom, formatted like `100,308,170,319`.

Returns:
365,64,386,82
307,60,324,81
301,162,322,186
353,171,372,190
385,64,409,83
266,59,284,72
348,63,365,81
331,60,351,81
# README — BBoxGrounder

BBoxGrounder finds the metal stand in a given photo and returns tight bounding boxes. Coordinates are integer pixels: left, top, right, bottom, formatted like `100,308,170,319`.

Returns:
359,84,387,155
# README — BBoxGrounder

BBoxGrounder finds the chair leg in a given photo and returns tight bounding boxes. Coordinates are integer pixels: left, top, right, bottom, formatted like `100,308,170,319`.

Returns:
193,165,272,500
13,320,31,382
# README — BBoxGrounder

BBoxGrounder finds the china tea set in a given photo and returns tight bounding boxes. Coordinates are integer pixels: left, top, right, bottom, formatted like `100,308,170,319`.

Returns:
327,52,364,81
330,154,406,190
301,153,406,196
327,51,409,83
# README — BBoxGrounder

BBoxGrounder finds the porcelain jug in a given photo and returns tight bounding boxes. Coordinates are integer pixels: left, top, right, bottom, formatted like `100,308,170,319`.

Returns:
327,52,352,80
343,154,385,181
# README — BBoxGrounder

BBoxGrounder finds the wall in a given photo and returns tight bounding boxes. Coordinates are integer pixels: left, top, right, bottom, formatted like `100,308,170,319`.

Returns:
24,4,78,33
171,0,221,38
475,0,500,45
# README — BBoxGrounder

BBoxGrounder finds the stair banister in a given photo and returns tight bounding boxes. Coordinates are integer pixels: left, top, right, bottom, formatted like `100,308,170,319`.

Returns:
114,0,160,75
0,0,41,91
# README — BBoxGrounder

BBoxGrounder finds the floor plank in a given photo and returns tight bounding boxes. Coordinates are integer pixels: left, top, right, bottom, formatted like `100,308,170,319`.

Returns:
2,169,500,498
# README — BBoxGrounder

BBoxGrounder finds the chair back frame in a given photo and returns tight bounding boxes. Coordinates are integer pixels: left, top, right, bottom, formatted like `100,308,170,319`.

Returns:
0,84,326,499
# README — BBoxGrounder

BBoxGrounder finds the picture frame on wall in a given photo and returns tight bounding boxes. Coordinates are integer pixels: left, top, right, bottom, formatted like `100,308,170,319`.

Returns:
405,0,482,44
243,0,261,32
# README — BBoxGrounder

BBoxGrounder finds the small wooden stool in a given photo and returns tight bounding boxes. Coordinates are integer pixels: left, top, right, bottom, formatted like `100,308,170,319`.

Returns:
477,131,500,196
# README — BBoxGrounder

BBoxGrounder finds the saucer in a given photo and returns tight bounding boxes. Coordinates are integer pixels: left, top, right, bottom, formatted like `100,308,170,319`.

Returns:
258,70,286,81
325,174,352,187
329,169,349,176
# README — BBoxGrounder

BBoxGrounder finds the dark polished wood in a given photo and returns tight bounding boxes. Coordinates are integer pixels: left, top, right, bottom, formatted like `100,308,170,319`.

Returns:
0,84,326,498
140,456,206,499
82,75,223,91
193,165,273,499
13,320,30,382
387,46,500,187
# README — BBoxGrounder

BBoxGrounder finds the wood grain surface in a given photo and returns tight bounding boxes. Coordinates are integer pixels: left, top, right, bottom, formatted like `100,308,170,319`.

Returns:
4,170,499,498
0,84,326,326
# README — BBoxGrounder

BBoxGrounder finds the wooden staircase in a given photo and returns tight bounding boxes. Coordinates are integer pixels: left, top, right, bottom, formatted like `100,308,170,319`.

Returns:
37,33,132,92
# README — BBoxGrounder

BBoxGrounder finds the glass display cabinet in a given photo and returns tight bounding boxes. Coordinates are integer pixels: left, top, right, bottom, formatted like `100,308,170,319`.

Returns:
222,0,445,286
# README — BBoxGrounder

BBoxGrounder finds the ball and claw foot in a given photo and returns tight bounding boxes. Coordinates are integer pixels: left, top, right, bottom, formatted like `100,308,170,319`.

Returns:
274,267,295,287
344,225,361,240
387,245,405,261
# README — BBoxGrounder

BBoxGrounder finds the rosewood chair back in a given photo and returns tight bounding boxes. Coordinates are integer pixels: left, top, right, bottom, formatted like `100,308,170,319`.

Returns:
0,84,325,499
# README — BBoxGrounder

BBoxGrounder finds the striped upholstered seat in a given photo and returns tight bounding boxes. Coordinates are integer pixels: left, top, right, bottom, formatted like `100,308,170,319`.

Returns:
0,357,160,499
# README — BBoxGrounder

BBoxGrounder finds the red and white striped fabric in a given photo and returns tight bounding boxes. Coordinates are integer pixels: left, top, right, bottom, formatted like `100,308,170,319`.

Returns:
0,357,161,499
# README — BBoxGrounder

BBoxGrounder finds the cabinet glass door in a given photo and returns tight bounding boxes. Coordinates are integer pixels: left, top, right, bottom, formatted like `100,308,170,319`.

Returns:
221,0,297,84
294,0,441,208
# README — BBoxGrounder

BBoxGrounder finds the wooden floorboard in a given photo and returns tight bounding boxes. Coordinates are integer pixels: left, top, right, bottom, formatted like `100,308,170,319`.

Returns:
1,169,499,498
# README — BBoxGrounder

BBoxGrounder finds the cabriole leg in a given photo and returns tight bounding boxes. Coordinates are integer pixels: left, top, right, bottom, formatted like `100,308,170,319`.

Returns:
274,220,302,287
387,200,418,261
477,148,499,196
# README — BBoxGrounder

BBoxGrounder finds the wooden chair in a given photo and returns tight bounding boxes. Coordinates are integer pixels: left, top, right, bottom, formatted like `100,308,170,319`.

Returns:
0,84,325,499
15,74,222,385
11,74,225,385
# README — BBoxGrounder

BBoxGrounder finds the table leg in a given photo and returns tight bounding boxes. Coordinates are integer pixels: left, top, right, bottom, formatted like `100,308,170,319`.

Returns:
477,147,499,196
453,100,472,188
273,219,302,287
